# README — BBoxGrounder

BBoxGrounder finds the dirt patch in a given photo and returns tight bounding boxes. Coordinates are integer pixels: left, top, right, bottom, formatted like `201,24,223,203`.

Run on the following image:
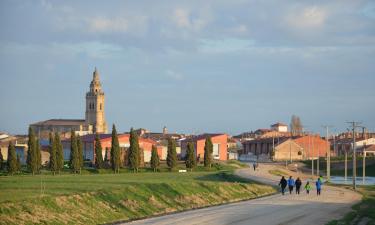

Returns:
148,195,164,209
119,199,139,210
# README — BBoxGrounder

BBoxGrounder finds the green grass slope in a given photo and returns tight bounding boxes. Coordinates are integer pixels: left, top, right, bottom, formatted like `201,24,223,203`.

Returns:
0,162,275,225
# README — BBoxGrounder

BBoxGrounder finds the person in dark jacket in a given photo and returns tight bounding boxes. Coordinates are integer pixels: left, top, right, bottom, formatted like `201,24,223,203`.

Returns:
279,176,287,195
287,176,295,194
295,177,302,194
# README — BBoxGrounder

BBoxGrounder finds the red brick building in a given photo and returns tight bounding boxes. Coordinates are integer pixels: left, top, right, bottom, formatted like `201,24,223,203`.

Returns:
62,134,162,163
242,135,328,161
181,134,228,161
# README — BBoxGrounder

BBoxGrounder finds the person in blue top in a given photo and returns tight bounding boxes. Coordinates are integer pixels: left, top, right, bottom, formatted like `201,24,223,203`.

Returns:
315,177,323,195
287,176,295,194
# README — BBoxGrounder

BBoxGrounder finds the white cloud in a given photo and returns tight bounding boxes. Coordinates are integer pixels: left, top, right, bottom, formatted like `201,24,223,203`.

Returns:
165,70,184,80
172,8,211,31
286,6,327,29
89,17,129,33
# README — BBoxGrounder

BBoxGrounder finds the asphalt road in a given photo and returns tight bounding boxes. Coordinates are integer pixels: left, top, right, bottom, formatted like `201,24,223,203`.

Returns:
123,164,361,225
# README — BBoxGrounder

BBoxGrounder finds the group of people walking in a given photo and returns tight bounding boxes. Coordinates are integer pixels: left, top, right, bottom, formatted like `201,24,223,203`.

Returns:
279,176,323,196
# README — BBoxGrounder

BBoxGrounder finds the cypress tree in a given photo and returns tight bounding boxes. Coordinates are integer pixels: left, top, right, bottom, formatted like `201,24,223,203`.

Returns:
7,142,17,175
128,128,140,172
49,133,57,175
150,145,160,172
110,124,120,173
77,138,84,174
185,142,196,171
35,138,41,173
27,127,37,175
104,149,109,168
0,149,3,170
94,134,104,169
69,131,79,173
204,137,213,168
167,138,177,171
55,133,64,174
16,154,21,173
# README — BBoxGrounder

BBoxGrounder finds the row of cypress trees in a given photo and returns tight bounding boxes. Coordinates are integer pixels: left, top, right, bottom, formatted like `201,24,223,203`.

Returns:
48,132,65,174
1,125,215,175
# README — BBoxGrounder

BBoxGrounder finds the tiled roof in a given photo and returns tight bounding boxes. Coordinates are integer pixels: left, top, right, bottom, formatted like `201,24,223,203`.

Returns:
183,133,226,142
31,119,86,126
271,122,287,127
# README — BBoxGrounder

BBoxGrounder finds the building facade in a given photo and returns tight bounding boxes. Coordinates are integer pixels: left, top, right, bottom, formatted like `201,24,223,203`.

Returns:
62,134,162,164
181,133,228,161
242,135,329,161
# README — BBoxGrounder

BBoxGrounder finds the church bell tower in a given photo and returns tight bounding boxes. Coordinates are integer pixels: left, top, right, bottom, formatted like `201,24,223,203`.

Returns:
85,68,108,133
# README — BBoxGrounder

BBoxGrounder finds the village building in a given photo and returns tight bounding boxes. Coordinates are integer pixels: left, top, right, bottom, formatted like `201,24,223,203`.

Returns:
242,135,328,161
0,133,29,164
181,133,228,161
30,68,108,139
335,137,375,156
61,134,163,164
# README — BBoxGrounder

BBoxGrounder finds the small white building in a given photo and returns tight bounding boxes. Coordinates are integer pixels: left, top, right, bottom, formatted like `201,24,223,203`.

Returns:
271,122,288,132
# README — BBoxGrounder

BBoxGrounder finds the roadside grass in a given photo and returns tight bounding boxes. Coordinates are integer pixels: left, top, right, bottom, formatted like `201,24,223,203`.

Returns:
268,169,288,177
331,163,375,177
0,161,275,225
301,157,375,177
326,185,375,225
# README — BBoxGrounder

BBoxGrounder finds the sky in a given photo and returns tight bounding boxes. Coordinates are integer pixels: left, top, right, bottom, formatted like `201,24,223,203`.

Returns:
0,0,375,135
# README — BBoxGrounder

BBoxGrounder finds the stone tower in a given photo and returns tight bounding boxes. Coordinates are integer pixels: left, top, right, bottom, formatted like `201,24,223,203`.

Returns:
85,68,108,133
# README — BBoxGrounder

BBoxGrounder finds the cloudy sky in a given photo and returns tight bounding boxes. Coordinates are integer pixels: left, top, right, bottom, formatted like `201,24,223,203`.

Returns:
0,0,374,135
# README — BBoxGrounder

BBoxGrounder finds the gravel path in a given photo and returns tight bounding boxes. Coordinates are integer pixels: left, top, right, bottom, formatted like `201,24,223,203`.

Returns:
123,164,361,225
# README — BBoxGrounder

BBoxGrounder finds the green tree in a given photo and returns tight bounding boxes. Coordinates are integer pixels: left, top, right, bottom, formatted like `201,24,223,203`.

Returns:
0,149,4,170
49,133,57,174
94,134,104,169
77,138,84,174
69,131,79,173
7,142,17,175
110,124,120,173
55,133,64,174
16,154,21,173
128,128,140,172
35,138,41,173
167,138,177,171
185,142,196,171
26,127,37,175
104,149,109,168
204,137,213,168
150,145,160,172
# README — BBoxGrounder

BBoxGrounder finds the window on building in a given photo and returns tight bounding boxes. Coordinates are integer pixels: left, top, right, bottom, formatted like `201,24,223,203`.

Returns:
100,103,102,110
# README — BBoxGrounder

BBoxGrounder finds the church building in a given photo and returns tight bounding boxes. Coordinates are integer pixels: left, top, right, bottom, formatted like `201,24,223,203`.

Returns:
30,68,108,138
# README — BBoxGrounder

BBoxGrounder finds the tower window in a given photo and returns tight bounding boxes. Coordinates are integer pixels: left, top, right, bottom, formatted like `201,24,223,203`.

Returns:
100,103,102,110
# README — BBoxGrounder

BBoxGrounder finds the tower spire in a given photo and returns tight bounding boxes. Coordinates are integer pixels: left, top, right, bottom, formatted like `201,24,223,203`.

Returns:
93,67,99,81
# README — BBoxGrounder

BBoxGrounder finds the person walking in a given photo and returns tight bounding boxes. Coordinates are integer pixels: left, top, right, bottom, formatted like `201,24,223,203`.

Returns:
305,181,311,194
287,176,295,194
279,176,287,195
316,177,323,195
295,177,302,194
253,162,256,171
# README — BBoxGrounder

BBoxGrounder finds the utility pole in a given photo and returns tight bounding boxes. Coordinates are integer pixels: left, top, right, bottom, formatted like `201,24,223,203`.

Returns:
312,135,314,176
347,121,361,190
322,125,333,181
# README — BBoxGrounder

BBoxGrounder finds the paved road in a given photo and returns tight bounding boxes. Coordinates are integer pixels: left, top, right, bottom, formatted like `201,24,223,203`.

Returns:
124,164,361,225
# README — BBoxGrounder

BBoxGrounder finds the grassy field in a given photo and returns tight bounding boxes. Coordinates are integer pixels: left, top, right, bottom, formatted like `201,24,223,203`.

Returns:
326,185,375,225
0,161,276,225
302,158,375,177
268,169,288,177
331,163,375,177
